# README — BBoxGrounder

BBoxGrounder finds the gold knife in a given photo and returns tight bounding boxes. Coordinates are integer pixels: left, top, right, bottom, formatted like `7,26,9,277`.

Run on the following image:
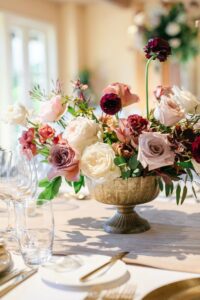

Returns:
0,268,37,297
80,251,129,282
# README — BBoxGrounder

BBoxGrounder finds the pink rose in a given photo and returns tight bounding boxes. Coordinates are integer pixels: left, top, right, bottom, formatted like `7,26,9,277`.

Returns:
154,96,185,126
137,132,175,171
48,144,80,181
154,85,173,100
103,82,139,107
40,95,66,122
19,128,37,157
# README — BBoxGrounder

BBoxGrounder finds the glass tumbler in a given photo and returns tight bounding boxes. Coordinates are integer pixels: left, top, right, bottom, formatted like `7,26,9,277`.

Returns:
15,200,54,267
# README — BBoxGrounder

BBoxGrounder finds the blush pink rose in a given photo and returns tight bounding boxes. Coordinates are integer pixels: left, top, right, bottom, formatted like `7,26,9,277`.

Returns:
40,95,66,122
103,83,139,107
137,132,175,171
153,85,173,100
154,96,185,126
48,144,80,181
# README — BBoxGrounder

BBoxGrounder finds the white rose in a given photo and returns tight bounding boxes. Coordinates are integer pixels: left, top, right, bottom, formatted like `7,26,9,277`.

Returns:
154,95,185,126
165,22,181,36
3,103,30,126
63,116,101,153
172,86,200,114
169,38,181,48
81,142,121,182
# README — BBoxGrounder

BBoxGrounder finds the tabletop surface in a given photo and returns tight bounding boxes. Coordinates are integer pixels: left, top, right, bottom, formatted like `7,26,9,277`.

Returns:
0,193,199,300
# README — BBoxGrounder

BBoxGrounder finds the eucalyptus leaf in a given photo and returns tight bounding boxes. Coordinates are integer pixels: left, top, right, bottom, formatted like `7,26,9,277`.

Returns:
128,155,139,170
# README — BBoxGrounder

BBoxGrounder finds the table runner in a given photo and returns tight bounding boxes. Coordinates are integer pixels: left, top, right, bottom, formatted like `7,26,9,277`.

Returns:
52,195,200,274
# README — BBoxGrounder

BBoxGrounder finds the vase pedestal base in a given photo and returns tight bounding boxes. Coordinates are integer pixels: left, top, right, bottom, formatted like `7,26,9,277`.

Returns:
104,206,150,234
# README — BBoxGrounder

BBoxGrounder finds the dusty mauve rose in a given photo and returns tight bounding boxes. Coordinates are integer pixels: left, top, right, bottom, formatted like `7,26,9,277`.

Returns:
127,114,148,136
40,95,66,122
103,83,139,107
144,37,171,62
154,96,185,126
137,132,175,171
38,124,55,143
19,128,37,156
48,144,79,181
154,85,173,100
100,93,122,115
192,136,200,163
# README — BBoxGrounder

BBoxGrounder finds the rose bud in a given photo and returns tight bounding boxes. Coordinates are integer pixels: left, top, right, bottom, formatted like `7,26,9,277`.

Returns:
38,124,55,144
100,93,122,115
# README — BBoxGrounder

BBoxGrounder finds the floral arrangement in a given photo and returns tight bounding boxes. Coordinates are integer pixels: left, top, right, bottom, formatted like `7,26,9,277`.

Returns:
5,37,200,204
134,3,199,62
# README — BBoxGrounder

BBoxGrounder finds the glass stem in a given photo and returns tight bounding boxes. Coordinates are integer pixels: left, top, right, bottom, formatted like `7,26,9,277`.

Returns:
6,200,13,232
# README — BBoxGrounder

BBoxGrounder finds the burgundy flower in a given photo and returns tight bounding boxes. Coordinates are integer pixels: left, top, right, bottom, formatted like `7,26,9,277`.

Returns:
48,144,79,181
19,128,37,156
192,136,200,163
144,37,171,62
127,114,148,136
100,93,122,115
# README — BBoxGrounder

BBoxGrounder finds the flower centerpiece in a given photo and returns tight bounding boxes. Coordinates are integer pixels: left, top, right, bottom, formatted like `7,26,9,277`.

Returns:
7,37,200,233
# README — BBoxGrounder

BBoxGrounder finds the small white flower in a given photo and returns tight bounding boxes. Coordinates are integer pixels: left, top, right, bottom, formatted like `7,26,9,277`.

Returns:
172,86,200,114
3,103,30,126
169,38,181,48
63,116,102,154
81,142,121,182
165,22,181,36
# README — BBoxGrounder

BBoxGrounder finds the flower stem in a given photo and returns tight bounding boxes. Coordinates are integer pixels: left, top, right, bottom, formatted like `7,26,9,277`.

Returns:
145,56,155,119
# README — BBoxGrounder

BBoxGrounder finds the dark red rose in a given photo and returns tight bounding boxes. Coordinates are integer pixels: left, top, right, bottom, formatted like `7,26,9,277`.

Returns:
38,124,55,144
144,37,171,62
127,114,148,136
19,128,37,156
100,93,122,115
192,136,200,163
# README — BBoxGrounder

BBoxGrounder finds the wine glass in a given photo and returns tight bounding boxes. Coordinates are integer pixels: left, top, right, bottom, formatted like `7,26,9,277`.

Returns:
0,149,12,236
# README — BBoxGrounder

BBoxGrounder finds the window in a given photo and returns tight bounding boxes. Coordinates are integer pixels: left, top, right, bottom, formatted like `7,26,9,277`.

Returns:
0,12,58,147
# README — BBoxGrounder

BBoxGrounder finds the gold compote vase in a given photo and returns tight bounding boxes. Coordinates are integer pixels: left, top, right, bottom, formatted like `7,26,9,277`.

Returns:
87,176,159,234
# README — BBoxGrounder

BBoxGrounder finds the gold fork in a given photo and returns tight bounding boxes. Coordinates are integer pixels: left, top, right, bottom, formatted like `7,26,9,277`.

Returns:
80,252,129,282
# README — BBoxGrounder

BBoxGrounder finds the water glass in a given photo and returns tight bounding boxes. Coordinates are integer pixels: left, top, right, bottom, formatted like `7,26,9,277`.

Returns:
15,200,54,267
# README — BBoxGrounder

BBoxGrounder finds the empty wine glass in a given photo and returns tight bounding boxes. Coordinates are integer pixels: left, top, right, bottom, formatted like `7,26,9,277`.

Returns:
0,149,12,236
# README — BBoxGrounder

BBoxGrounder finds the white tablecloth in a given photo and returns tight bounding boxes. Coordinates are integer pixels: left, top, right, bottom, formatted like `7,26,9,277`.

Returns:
1,195,199,300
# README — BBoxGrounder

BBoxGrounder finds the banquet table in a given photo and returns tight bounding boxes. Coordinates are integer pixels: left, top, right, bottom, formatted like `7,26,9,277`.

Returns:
1,193,200,300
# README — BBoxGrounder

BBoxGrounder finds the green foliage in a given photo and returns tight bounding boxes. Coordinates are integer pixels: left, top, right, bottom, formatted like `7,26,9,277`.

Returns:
176,183,181,204
37,177,62,203
128,155,140,170
73,175,85,194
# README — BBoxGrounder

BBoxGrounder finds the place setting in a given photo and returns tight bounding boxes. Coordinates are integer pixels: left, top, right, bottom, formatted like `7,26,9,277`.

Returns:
1,1,200,299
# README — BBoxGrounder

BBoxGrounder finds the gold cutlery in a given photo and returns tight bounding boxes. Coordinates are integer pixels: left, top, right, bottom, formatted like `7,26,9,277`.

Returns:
80,252,129,282
0,268,37,297
0,269,26,286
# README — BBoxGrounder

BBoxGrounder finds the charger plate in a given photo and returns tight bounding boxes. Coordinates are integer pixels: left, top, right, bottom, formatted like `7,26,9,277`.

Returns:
142,277,200,300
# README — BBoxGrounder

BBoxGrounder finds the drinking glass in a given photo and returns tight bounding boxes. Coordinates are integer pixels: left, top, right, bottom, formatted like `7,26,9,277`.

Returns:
0,149,12,235
15,200,54,267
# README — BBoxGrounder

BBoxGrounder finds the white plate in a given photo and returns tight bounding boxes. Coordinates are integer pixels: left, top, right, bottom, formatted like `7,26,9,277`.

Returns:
39,254,130,291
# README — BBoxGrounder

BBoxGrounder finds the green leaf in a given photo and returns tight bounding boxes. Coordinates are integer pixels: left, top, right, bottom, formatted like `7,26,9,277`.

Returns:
158,178,163,192
192,186,197,199
181,185,187,205
114,156,127,167
37,176,62,202
177,161,193,169
176,184,181,205
186,169,193,181
65,179,72,187
38,178,50,187
68,106,77,116
121,170,131,179
73,175,85,194
128,155,139,170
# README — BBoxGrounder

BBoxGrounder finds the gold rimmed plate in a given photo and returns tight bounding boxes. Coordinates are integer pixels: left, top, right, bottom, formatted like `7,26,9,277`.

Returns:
142,277,200,300
0,246,13,275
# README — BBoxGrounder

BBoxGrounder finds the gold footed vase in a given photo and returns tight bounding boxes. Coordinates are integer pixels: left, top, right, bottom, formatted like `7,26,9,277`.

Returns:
87,176,159,234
